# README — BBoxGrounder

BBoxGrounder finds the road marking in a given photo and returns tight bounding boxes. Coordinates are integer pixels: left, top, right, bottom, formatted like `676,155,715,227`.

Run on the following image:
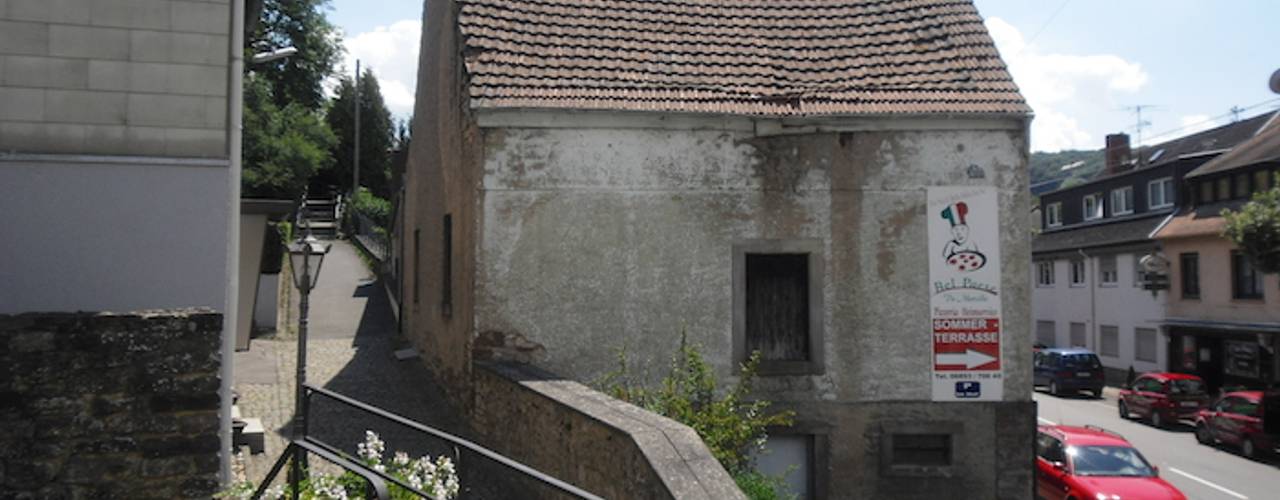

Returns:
1037,417,1056,425
1167,466,1248,500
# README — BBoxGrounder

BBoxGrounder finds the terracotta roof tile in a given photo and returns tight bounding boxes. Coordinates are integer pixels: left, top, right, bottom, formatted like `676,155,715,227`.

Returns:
459,0,1029,116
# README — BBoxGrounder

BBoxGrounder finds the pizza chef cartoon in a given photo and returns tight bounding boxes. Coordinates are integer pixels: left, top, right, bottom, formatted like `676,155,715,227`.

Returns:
941,202,986,272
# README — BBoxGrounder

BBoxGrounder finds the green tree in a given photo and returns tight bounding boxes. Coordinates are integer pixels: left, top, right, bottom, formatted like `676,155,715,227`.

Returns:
251,0,343,111
241,74,336,201
324,69,395,198
1223,187,1280,273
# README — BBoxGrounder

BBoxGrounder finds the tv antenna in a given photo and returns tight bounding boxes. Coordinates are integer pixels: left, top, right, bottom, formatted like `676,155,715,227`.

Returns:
1123,105,1158,147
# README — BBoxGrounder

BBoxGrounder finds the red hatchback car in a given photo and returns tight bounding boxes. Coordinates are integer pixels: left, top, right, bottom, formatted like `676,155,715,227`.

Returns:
1118,373,1211,428
1036,425,1186,500
1194,390,1280,460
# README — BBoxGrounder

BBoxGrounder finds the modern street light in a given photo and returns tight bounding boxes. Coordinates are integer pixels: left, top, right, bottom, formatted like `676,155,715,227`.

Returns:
284,229,330,492
252,46,298,65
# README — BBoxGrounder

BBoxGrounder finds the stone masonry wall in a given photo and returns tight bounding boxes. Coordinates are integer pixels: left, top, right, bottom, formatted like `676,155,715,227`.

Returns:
0,310,222,499
471,362,745,500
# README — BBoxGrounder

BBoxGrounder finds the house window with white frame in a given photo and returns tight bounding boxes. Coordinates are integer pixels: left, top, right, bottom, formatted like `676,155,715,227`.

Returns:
1045,202,1062,228
1070,259,1086,286
1036,261,1055,287
1083,193,1102,220
1099,255,1118,285
1110,186,1134,215
1148,177,1174,209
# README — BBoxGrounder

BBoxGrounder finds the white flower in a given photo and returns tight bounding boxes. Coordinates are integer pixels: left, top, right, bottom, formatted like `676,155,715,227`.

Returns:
393,451,410,466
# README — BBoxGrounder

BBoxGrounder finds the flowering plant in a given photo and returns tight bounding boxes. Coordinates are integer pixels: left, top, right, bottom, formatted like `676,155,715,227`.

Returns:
222,430,460,500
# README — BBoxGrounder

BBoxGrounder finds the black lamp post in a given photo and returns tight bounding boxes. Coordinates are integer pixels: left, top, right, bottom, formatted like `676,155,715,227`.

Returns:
285,230,329,494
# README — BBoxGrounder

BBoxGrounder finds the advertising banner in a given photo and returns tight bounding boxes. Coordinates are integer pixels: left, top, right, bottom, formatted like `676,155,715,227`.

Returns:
928,186,1004,401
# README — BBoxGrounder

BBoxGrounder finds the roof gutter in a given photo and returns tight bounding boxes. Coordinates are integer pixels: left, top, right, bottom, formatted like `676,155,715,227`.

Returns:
1148,208,1180,240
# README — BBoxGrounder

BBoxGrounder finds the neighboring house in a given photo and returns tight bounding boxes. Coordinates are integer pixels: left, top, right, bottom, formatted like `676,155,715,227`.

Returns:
0,0,242,491
1031,112,1276,383
405,1,1033,498
1155,114,1280,392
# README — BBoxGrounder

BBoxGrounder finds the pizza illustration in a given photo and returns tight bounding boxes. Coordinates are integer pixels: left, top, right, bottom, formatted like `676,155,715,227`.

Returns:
947,250,986,272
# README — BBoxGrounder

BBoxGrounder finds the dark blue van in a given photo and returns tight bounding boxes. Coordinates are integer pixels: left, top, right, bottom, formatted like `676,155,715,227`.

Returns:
1034,348,1105,397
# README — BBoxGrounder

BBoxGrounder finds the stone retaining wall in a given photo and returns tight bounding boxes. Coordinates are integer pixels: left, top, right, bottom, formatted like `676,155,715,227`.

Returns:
472,362,745,500
0,310,223,499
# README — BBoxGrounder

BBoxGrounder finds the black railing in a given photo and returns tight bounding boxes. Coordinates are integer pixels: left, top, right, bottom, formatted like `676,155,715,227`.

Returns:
253,384,603,500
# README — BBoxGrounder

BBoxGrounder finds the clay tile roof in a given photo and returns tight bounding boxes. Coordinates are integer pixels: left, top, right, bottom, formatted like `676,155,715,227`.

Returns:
458,0,1030,116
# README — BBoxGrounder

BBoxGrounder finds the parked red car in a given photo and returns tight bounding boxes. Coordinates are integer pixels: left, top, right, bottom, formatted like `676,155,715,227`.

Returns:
1194,390,1280,460
1118,373,1210,428
1036,425,1186,500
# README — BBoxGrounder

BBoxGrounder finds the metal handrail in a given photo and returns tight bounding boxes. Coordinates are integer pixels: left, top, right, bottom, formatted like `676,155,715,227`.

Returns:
252,439,390,499
304,384,604,500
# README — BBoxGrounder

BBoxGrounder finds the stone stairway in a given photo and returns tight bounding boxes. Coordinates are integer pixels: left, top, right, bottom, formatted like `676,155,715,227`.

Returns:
298,197,338,239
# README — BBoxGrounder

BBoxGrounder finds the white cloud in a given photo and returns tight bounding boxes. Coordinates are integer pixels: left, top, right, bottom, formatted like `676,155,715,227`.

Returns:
985,17,1150,152
339,19,422,119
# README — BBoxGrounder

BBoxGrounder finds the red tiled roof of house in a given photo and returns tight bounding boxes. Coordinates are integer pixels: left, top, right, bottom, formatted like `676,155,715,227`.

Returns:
458,0,1030,116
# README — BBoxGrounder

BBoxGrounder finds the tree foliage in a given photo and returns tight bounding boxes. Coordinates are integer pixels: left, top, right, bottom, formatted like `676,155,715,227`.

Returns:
241,74,335,201
1223,187,1280,274
250,0,343,111
324,70,396,198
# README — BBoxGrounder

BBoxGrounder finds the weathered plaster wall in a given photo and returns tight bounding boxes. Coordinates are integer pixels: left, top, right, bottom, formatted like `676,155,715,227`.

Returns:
477,125,1032,403
475,121,1033,498
0,309,223,499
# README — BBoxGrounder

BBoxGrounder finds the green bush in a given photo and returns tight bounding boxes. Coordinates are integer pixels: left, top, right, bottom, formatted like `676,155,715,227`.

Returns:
598,333,795,498
349,187,392,229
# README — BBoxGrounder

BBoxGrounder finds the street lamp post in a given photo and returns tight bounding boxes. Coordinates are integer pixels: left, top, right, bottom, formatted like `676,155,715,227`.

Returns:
285,229,330,496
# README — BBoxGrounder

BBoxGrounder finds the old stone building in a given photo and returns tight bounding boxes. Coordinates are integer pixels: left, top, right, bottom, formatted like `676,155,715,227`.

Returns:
403,1,1034,498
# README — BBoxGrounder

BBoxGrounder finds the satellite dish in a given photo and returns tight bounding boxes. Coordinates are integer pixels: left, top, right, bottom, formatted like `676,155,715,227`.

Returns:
1271,68,1280,94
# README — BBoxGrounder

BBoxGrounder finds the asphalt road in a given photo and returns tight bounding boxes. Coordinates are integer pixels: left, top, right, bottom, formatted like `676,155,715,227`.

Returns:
1034,391,1280,500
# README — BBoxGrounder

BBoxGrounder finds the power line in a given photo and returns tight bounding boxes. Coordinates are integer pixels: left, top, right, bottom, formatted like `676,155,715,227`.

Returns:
1129,97,1280,145
1007,0,1072,59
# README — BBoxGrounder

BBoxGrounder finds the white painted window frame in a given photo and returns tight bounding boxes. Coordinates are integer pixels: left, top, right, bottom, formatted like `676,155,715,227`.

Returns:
1070,259,1086,287
1046,202,1062,228
1036,261,1055,287
1110,186,1134,216
1148,177,1174,209
1083,193,1102,221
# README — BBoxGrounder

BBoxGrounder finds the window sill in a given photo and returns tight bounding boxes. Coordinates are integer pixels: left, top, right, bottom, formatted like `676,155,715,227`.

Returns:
1036,284,1055,288
1069,283,1087,288
756,360,824,377
1099,283,1119,288
1149,203,1173,210
1113,211,1134,217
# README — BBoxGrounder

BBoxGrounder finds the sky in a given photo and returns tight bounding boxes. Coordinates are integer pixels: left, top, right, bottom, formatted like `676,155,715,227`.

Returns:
328,0,1280,153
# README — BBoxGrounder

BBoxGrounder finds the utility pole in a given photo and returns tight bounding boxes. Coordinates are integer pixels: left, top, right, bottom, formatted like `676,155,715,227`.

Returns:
1230,106,1243,123
353,60,362,196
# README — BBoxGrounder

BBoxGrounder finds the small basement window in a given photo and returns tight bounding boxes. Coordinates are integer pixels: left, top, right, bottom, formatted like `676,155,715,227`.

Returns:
891,434,952,467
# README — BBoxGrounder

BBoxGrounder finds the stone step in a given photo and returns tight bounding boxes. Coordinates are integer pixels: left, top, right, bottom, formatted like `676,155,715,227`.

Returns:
236,417,266,455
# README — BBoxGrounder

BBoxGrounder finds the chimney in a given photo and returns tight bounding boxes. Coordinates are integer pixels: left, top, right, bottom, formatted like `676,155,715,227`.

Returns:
1105,133,1131,175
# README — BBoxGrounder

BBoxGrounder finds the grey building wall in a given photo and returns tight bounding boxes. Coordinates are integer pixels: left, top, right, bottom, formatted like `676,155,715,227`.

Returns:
0,158,230,314
474,119,1034,499
0,0,232,315
0,0,229,157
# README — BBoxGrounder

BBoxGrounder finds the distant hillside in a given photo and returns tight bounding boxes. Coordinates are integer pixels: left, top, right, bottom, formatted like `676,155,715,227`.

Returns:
1030,149,1104,191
